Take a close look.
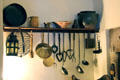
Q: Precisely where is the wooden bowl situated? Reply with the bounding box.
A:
[55,21,72,28]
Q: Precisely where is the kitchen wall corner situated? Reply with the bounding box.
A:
[0,0,3,80]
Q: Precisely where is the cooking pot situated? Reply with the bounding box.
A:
[77,11,99,30]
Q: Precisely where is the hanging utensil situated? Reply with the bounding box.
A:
[61,54,68,75]
[85,33,95,48]
[93,33,102,54]
[62,65,68,75]
[51,31,58,67]
[48,29,50,46]
[20,29,25,55]
[71,33,76,62]
[13,32,30,57]
[29,31,34,58]
[72,75,80,80]
[67,33,73,60]
[52,32,58,54]
[43,56,55,67]
[51,32,58,66]
[76,33,84,73]
[62,33,68,62]
[56,33,63,62]
[44,22,50,46]
[82,33,89,65]
[35,33,52,59]
[61,33,68,75]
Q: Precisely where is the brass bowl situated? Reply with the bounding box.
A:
[43,56,55,67]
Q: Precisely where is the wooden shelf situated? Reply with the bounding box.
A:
[3,26,98,33]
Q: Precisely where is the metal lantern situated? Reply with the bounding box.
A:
[6,32,19,56]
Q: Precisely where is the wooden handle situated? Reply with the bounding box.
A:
[30,31,34,58]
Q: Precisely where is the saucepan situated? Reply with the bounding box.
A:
[35,33,52,59]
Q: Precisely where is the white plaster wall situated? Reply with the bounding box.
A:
[3,32,95,80]
[3,0,94,27]
[93,30,109,80]
[93,0,120,79]
[109,51,118,80]
[104,0,120,29]
[2,0,96,80]
[91,0,109,80]
[101,0,120,80]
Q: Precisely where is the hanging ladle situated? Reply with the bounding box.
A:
[76,33,84,73]
[72,75,80,80]
[51,32,58,66]
[71,33,76,62]
[61,33,68,75]
[82,33,89,65]
[52,32,58,54]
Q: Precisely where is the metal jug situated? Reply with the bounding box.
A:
[28,16,39,27]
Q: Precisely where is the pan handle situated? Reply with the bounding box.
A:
[58,33,61,53]
[41,33,44,43]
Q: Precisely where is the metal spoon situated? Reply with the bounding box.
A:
[71,33,76,62]
[76,33,84,73]
[61,33,68,75]
[82,33,89,65]
[72,75,80,80]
